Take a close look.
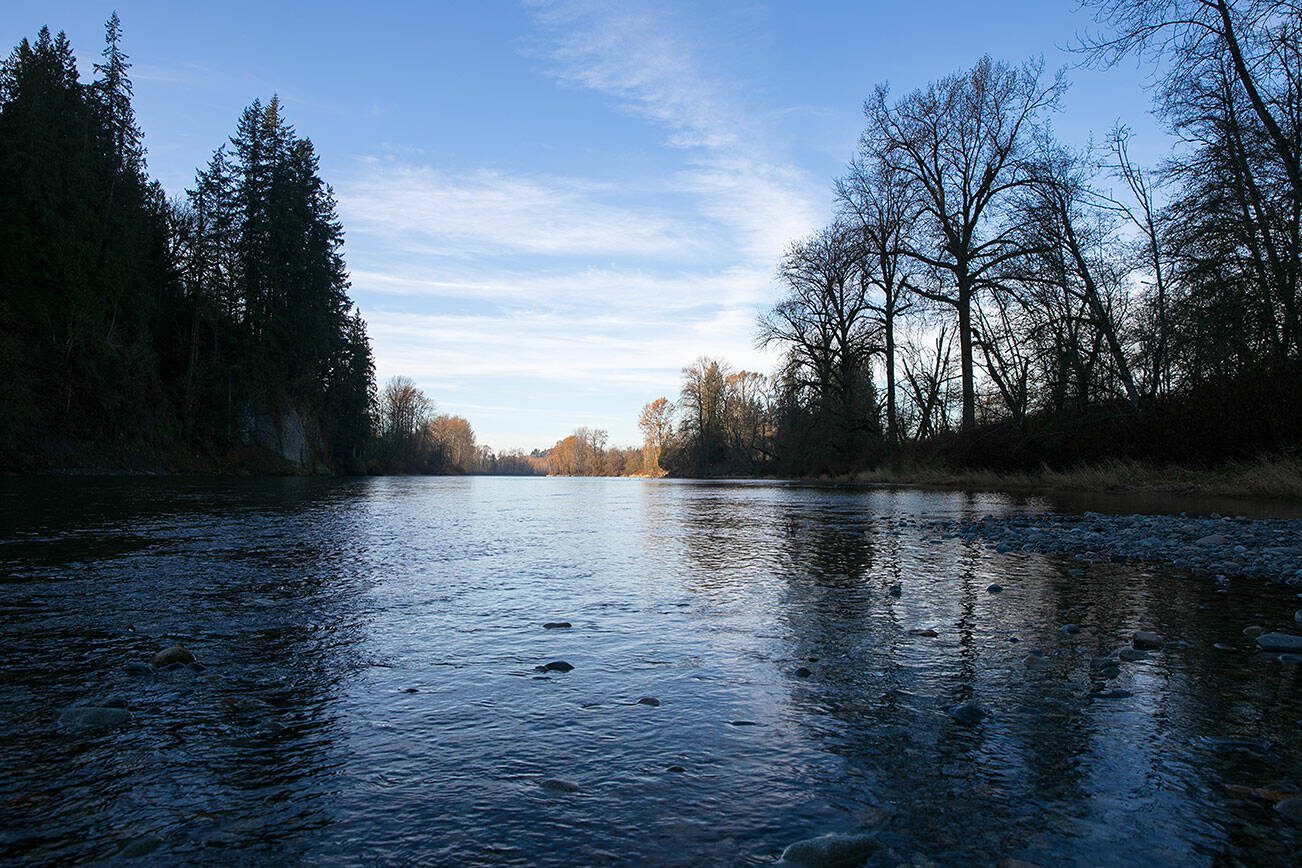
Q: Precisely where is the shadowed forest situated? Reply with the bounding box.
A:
[2,1,1300,482]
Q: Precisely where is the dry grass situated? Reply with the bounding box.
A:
[842,456,1302,501]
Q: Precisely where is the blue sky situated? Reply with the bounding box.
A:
[8,1,1167,450]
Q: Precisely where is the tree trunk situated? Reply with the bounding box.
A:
[957,287,976,432]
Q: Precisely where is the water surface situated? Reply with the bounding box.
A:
[1,477,1298,865]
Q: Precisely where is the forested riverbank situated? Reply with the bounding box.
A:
[629,0,1302,484]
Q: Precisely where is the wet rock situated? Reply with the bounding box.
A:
[1256,632,1302,652]
[1242,625,1263,638]
[1196,533,1230,547]
[947,701,986,726]
[636,696,660,706]
[666,765,686,773]
[987,584,1003,593]
[777,831,878,866]
[1295,610,1301,623]
[1117,648,1147,662]
[1132,630,1164,650]
[907,628,938,638]
[403,687,419,693]
[1278,653,1302,664]
[59,706,131,733]
[543,622,572,629]
[122,661,152,676]
[537,778,580,793]
[794,667,813,678]
[536,660,574,673]
[151,645,195,667]
[100,696,129,709]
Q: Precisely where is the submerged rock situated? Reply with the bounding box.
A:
[907,628,938,638]
[151,645,195,667]
[888,583,902,597]
[122,661,152,676]
[543,622,572,629]
[778,832,878,866]
[947,701,986,726]
[1276,796,1302,824]
[1060,624,1080,635]
[1132,631,1164,650]
[59,706,131,733]
[1256,632,1302,652]
[1117,648,1148,662]
[794,667,813,678]
[1242,625,1263,638]
[986,584,1003,593]
[537,778,580,793]
[636,696,660,706]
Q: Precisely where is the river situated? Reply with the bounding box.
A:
[1,476,1298,865]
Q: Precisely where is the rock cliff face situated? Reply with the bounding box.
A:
[241,403,321,469]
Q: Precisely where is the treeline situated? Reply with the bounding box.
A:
[533,427,648,477]
[0,18,374,472]
[373,376,538,475]
[639,0,1302,478]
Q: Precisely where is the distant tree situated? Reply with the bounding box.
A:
[637,396,674,476]
[428,414,476,473]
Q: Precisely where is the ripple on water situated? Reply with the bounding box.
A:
[0,476,1298,865]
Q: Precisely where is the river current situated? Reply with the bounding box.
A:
[0,477,1298,865]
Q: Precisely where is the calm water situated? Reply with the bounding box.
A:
[1,477,1299,865]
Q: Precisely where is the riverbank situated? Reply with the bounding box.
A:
[838,456,1302,502]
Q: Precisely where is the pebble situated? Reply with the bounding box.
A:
[777,832,878,866]
[543,622,572,629]
[151,645,195,667]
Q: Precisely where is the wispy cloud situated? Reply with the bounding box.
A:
[343,161,708,258]
[338,0,827,447]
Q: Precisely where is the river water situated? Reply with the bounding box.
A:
[1,477,1298,865]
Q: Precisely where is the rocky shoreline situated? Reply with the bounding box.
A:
[944,511,1302,589]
